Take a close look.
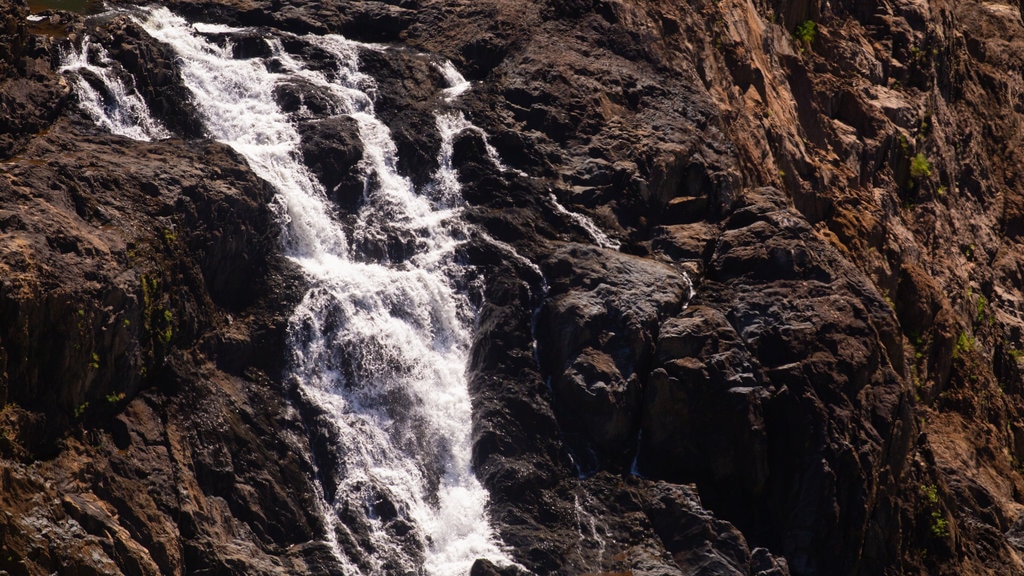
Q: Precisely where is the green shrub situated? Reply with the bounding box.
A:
[953,332,975,358]
[920,484,950,538]
[795,20,816,45]
[910,153,932,180]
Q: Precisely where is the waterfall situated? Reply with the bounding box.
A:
[59,36,171,141]
[65,7,514,574]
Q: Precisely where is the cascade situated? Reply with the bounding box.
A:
[59,36,171,141]
[63,7,513,574]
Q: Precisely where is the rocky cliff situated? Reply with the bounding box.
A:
[3,0,1024,574]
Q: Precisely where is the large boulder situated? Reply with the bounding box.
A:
[536,243,690,471]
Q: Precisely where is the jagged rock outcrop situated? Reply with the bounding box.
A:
[6,0,1024,574]
[403,0,1024,574]
[0,6,341,573]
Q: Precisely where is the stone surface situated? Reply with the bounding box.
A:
[5,0,1024,574]
[296,115,365,211]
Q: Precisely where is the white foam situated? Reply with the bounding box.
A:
[59,36,171,141]
[437,60,471,101]
[548,193,620,250]
[137,8,511,574]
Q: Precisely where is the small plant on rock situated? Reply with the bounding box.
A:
[953,331,975,358]
[930,511,949,538]
[975,293,991,324]
[920,484,950,539]
[795,20,816,47]
[910,153,932,180]
[105,392,126,404]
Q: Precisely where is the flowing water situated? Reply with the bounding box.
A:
[64,7,511,574]
[547,193,620,250]
[59,37,171,140]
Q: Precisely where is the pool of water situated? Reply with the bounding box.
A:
[27,0,104,15]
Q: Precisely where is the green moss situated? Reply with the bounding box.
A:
[930,512,949,538]
[140,275,175,354]
[159,309,174,345]
[921,484,939,504]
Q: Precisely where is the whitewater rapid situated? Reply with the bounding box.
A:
[63,7,512,574]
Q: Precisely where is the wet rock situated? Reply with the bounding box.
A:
[470,558,531,576]
[391,107,441,188]
[275,78,339,117]
[535,244,690,471]
[637,306,767,501]
[645,482,791,576]
[297,115,365,211]
[97,17,206,138]
[0,15,336,567]
[357,48,444,186]
[7,0,1024,574]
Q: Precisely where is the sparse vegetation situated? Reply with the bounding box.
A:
[882,289,895,310]
[921,484,950,539]
[954,332,975,358]
[976,293,989,324]
[910,153,932,180]
[930,511,950,538]
[142,275,174,349]
[910,331,926,362]
[795,20,817,46]
[159,309,174,345]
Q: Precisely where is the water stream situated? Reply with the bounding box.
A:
[63,7,511,574]
[59,37,171,140]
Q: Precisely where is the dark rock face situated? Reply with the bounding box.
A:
[0,115,335,573]
[0,3,339,572]
[96,16,205,138]
[536,243,690,472]
[0,5,68,157]
[357,47,444,187]
[6,0,1024,575]
[404,0,1024,575]
[296,115,365,211]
